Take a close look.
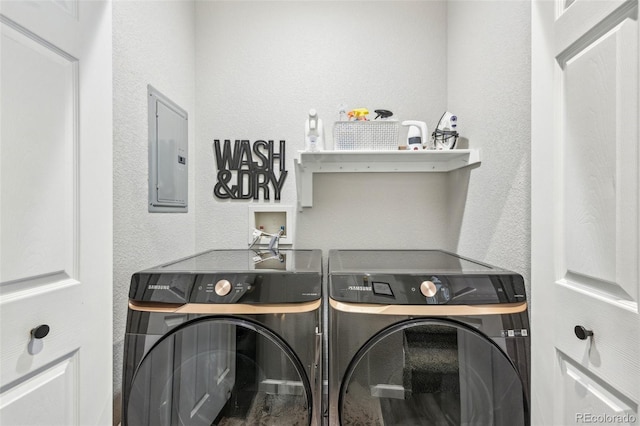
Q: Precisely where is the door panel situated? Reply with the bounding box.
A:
[555,283,639,401]
[555,0,633,57]
[557,353,637,425]
[0,281,81,386]
[532,0,640,423]
[561,13,638,301]
[556,0,639,406]
[0,21,76,284]
[0,353,78,425]
[0,1,112,424]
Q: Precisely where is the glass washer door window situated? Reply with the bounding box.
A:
[127,317,311,426]
[340,319,527,426]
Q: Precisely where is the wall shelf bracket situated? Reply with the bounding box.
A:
[294,149,481,210]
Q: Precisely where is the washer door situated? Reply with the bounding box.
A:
[339,319,527,426]
[126,316,312,426]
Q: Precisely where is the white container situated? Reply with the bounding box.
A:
[305,109,325,151]
[401,120,429,150]
[333,120,400,151]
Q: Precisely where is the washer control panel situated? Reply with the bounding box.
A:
[194,276,256,303]
[130,272,322,304]
[129,249,323,304]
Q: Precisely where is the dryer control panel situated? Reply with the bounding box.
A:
[328,250,526,305]
[329,273,526,305]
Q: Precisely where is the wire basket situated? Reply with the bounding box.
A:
[333,121,400,151]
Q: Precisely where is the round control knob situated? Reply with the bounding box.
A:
[31,324,50,340]
[215,279,232,296]
[420,281,438,298]
[574,325,594,340]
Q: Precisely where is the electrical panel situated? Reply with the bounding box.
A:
[148,85,188,213]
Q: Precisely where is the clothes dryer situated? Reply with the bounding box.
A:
[122,249,322,426]
[328,250,529,426]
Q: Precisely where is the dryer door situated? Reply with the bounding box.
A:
[339,319,527,426]
[125,316,312,426]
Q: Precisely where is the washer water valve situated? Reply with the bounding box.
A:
[249,226,285,263]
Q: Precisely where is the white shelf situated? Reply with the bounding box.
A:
[294,149,481,209]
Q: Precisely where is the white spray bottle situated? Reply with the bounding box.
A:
[305,109,324,152]
[401,120,429,150]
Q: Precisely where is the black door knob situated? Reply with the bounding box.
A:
[574,325,593,340]
[31,324,50,339]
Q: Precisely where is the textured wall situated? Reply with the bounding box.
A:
[194,1,453,254]
[447,0,531,292]
[193,0,530,269]
[112,1,196,423]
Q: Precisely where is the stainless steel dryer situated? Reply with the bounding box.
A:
[122,249,322,426]
[328,250,530,426]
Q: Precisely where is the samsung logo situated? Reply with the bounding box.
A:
[148,285,170,290]
[347,286,372,292]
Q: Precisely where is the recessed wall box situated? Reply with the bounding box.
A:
[148,85,188,213]
[248,205,294,246]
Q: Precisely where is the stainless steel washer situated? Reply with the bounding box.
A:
[328,250,530,425]
[122,249,322,426]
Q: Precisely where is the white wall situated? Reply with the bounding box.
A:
[193,0,530,276]
[447,1,531,293]
[112,1,196,423]
[194,1,453,253]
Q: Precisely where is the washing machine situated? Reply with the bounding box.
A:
[122,249,322,426]
[327,250,530,426]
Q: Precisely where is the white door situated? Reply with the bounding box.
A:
[0,1,112,425]
[532,0,640,425]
